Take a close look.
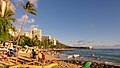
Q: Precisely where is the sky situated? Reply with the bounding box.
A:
[12,0,120,48]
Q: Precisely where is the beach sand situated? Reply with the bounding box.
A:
[45,54,81,68]
[45,54,60,61]
[0,50,120,68]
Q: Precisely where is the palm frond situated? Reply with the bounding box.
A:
[4,10,15,18]
[10,24,16,31]
[26,1,31,9]
[29,11,37,15]
[23,1,37,15]
[28,8,37,13]
[23,6,26,10]
[8,18,17,22]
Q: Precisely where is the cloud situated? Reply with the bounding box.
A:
[30,25,36,28]
[19,0,24,3]
[17,15,35,24]
[28,0,38,3]
[26,19,35,23]
[30,24,39,29]
[87,41,95,43]
[78,40,85,43]
[17,15,28,24]
[15,0,24,3]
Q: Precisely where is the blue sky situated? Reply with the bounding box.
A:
[12,0,120,48]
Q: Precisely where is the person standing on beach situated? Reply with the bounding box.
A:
[30,49,36,59]
[41,52,45,63]
[35,50,38,60]
[38,51,42,62]
[72,55,75,59]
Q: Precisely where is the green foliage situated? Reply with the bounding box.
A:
[4,10,17,23]
[40,39,53,48]
[0,8,16,43]
[0,17,12,43]
[23,1,37,15]
[32,35,40,47]
[16,35,40,47]
[17,35,32,47]
[13,35,67,49]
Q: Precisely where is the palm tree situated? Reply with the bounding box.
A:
[0,0,16,44]
[23,1,37,15]
[0,9,16,44]
[4,9,16,31]
[16,1,37,47]
[0,0,16,30]
[4,9,16,21]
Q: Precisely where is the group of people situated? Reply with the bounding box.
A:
[1,42,47,64]
[0,43,18,64]
[16,46,46,63]
[30,49,46,63]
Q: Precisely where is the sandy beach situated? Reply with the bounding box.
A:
[45,53,81,68]
[0,49,120,68]
[37,50,120,68]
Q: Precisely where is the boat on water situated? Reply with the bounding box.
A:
[67,54,79,58]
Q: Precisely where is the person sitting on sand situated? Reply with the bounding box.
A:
[12,48,17,57]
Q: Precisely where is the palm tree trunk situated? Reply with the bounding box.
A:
[16,14,27,49]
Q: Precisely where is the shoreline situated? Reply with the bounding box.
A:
[54,50,120,68]
[47,52,120,68]
[0,48,120,68]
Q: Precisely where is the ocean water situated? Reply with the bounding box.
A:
[60,49,120,63]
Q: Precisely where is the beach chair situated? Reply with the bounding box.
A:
[81,62,91,68]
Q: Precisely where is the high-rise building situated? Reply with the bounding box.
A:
[31,28,42,41]
[42,35,56,45]
[42,35,51,41]
[24,32,32,38]
[51,38,56,45]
